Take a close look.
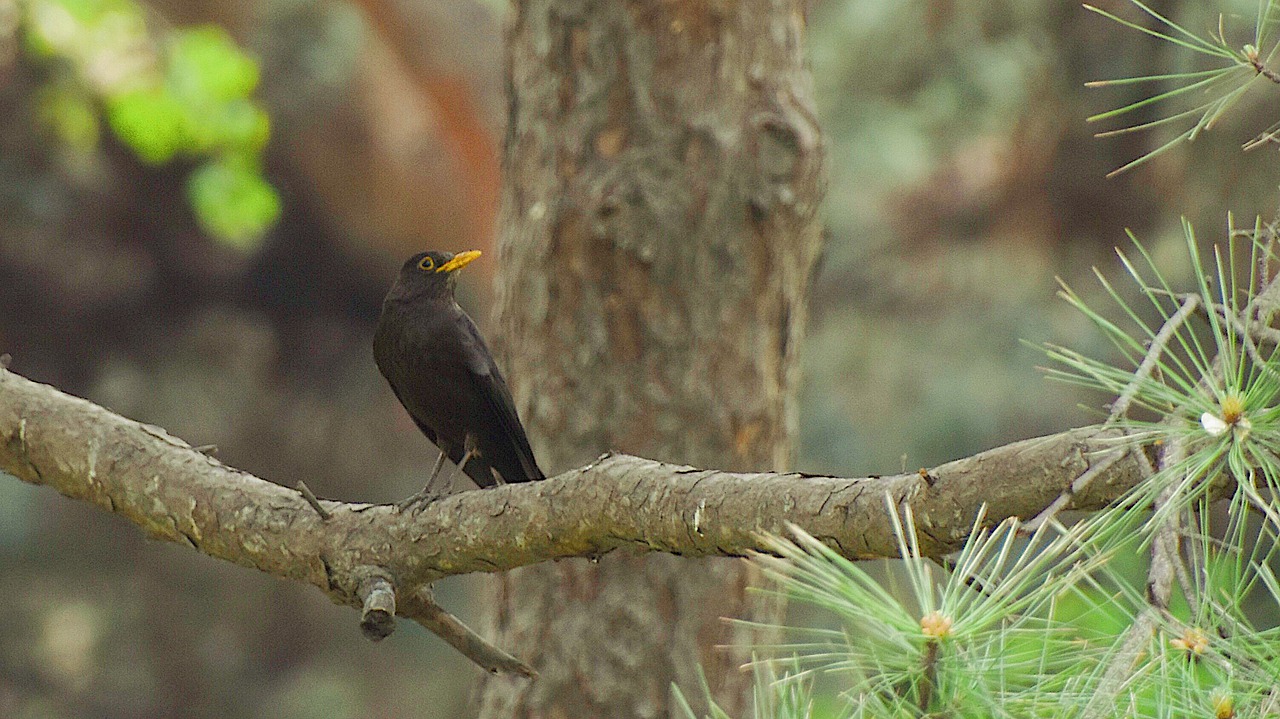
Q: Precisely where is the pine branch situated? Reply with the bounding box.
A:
[0,365,1148,672]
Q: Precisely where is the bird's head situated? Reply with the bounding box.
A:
[389,250,483,301]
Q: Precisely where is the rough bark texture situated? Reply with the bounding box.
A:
[484,0,826,715]
[0,366,1151,670]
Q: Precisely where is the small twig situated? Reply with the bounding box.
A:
[1249,55,1280,84]
[1194,298,1280,365]
[356,568,397,641]
[1252,247,1280,318]
[1110,295,1200,423]
[917,638,940,712]
[1145,290,1280,345]
[295,481,331,521]
[1022,297,1195,534]
[1249,315,1280,344]
[1083,429,1186,719]
[1146,432,1187,611]
[1233,318,1279,371]
[1156,281,1280,380]
[1261,222,1276,281]
[1172,535,1197,618]
[1240,475,1280,528]
[1224,305,1279,355]
[1083,610,1158,719]
[1025,294,1194,533]
[402,587,537,678]
[354,572,536,677]
[1147,500,1179,611]
[1022,448,1128,533]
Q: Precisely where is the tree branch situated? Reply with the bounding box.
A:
[401,587,536,678]
[0,366,1148,670]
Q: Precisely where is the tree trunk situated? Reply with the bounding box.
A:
[483,1,826,716]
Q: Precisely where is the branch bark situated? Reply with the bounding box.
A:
[0,366,1147,666]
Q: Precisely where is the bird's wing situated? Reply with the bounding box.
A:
[391,386,445,448]
[382,364,473,462]
[457,315,544,481]
[375,319,462,460]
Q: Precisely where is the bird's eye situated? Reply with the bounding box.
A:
[418,256,436,271]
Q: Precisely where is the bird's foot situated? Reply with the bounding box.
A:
[396,488,446,513]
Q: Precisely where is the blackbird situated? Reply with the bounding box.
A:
[374,250,544,508]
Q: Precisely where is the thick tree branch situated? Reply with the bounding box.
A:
[0,367,1147,668]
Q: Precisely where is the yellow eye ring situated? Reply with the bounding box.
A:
[418,256,436,271]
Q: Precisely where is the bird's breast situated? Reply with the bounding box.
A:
[375,303,480,426]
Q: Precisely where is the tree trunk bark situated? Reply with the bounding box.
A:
[482,1,826,716]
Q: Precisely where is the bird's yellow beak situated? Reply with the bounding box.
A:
[437,250,482,273]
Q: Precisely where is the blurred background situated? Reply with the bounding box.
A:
[1,0,1278,716]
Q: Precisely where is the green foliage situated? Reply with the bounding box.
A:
[694,0,1280,702]
[706,218,1280,717]
[1046,219,1280,537]
[105,86,188,163]
[1040,221,1280,715]
[673,663,815,719]
[21,0,279,248]
[102,26,269,165]
[676,509,1117,718]
[1088,0,1280,174]
[682,465,1280,717]
[187,157,281,250]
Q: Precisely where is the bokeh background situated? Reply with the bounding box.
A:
[2,0,1279,716]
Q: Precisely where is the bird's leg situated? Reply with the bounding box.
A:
[456,433,480,475]
[453,434,486,483]
[396,448,450,511]
[426,447,449,490]
[454,433,508,487]
[451,434,491,488]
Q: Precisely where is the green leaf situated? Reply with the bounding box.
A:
[105,86,188,164]
[23,1,282,244]
[55,0,126,23]
[167,26,260,104]
[208,99,272,153]
[186,158,281,249]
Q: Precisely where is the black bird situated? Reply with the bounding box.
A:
[374,250,544,508]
